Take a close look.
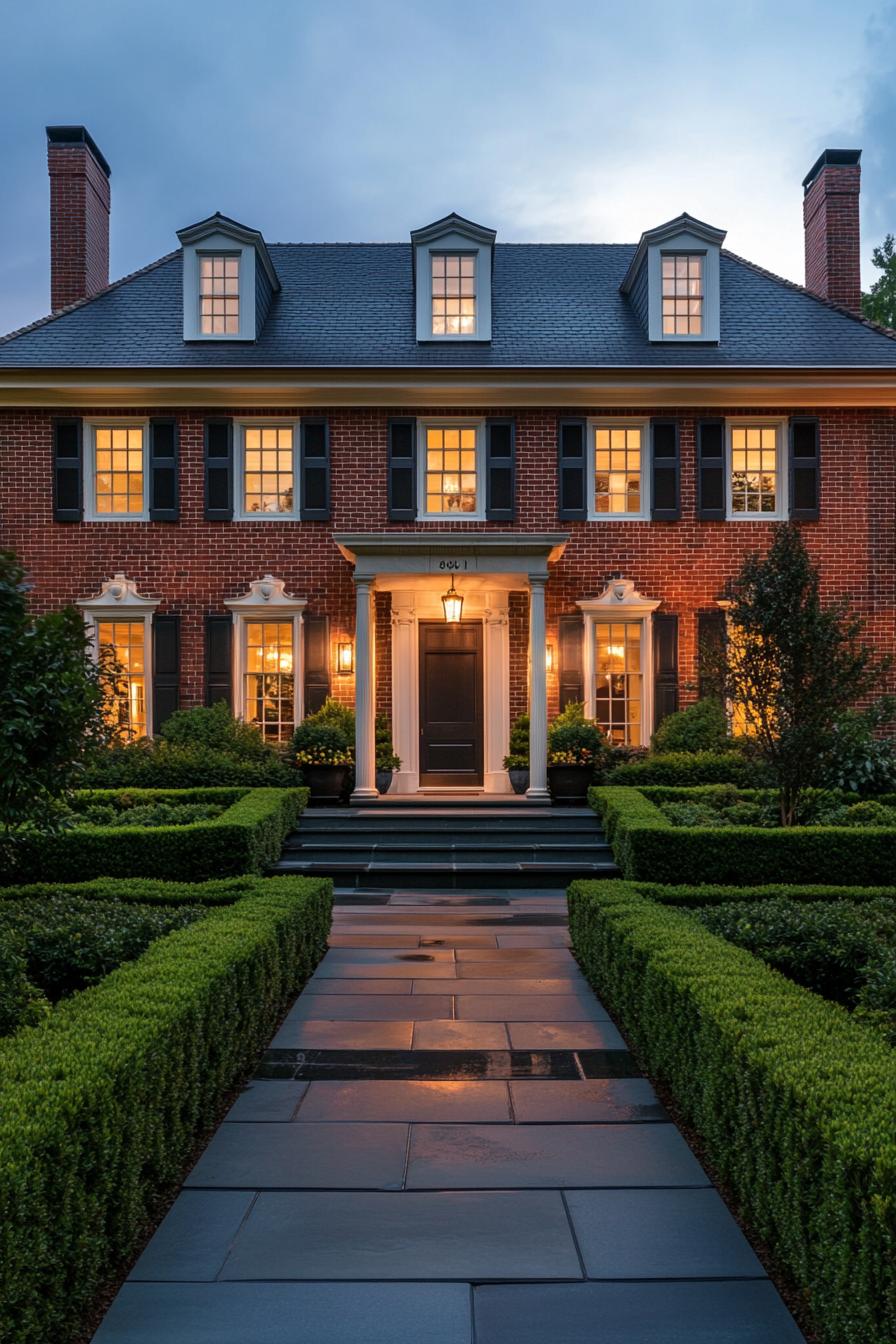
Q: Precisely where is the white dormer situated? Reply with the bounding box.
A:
[620,212,726,344]
[411,213,496,343]
[177,213,280,342]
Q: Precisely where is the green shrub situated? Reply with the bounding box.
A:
[822,707,896,797]
[547,701,608,768]
[0,934,49,1036]
[0,787,307,884]
[590,784,896,885]
[503,712,530,770]
[160,700,274,758]
[0,875,271,907]
[0,894,205,1005]
[0,875,331,1344]
[606,750,773,787]
[68,799,225,829]
[651,698,730,753]
[568,879,896,1344]
[375,713,400,771]
[80,737,296,788]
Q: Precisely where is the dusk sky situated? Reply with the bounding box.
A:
[1,0,894,334]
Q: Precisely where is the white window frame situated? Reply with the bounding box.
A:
[84,419,150,523]
[77,574,160,737]
[578,579,661,749]
[725,417,788,522]
[587,417,651,521]
[181,232,258,342]
[411,219,494,343]
[197,250,241,337]
[417,417,486,522]
[224,576,307,734]
[233,419,301,522]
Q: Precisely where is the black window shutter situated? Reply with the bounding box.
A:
[558,612,584,709]
[789,417,820,521]
[149,419,179,522]
[301,418,330,520]
[53,418,83,522]
[485,418,516,521]
[303,614,330,715]
[388,418,417,520]
[697,420,726,520]
[152,613,180,733]
[204,419,233,521]
[204,615,233,708]
[697,609,727,701]
[652,612,679,729]
[651,419,680,521]
[558,419,587,521]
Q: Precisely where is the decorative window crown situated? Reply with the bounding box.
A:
[76,572,159,611]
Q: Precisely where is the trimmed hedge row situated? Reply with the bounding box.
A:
[0,875,269,906]
[1,787,308,884]
[0,875,332,1344]
[606,750,774,788]
[590,785,896,885]
[568,879,896,1344]
[632,880,896,908]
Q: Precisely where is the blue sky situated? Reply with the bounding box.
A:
[0,0,894,333]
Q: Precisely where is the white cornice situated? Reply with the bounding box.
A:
[0,367,895,408]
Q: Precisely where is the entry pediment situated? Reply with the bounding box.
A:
[334,532,568,584]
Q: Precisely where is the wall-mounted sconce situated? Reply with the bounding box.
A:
[336,640,354,674]
[545,642,555,673]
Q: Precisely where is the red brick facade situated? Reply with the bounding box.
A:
[3,403,894,731]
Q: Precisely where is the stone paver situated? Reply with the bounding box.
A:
[93,884,805,1344]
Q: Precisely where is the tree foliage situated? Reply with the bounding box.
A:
[714,525,891,825]
[861,233,896,329]
[0,551,108,839]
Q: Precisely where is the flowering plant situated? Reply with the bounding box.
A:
[295,746,353,767]
[547,747,598,767]
[546,701,608,769]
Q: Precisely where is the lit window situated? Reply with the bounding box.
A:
[730,426,778,515]
[662,255,703,335]
[595,622,642,745]
[425,426,478,514]
[98,621,147,740]
[431,254,476,335]
[245,621,294,741]
[94,427,144,516]
[595,426,642,514]
[243,426,294,514]
[200,255,239,335]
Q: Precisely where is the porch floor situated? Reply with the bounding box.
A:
[92,889,805,1344]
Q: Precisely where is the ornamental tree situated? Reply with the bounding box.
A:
[715,525,891,825]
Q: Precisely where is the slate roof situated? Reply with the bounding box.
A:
[1,242,895,368]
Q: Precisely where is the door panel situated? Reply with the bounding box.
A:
[419,622,484,786]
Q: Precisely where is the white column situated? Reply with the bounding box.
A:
[390,594,418,793]
[484,599,511,793]
[527,575,550,801]
[351,577,378,802]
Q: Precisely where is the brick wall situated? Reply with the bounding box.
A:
[47,137,110,312]
[2,404,894,727]
[803,158,862,312]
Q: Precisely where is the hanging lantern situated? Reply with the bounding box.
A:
[441,578,463,624]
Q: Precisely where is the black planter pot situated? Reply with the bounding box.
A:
[507,767,529,796]
[547,764,593,804]
[303,764,350,804]
[376,769,394,795]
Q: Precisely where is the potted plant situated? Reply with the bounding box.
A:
[292,721,353,803]
[502,712,530,794]
[546,702,607,803]
[375,712,401,794]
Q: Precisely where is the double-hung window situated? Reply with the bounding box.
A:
[594,621,643,745]
[589,420,649,519]
[419,420,485,519]
[97,620,148,739]
[86,422,149,521]
[727,420,786,519]
[662,254,703,335]
[431,254,476,335]
[243,620,296,741]
[199,254,240,335]
[235,422,300,519]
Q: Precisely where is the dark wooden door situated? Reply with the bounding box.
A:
[419,621,484,787]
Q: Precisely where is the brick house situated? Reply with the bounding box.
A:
[1,127,894,800]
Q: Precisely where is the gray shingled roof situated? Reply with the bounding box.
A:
[1,242,895,367]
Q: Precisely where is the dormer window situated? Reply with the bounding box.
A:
[411,214,495,343]
[621,213,724,344]
[199,254,240,334]
[177,214,280,343]
[662,254,703,335]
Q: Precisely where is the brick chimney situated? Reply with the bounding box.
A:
[46,126,111,312]
[802,148,862,311]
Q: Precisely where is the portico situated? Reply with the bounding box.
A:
[334,534,568,802]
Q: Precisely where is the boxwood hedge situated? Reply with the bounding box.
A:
[0,874,331,1344]
[606,750,774,788]
[1,787,308,884]
[590,784,896,885]
[568,879,896,1344]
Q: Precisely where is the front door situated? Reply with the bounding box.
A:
[418,621,484,787]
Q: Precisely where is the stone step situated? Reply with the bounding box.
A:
[271,860,619,890]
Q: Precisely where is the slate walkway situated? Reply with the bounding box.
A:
[93,890,805,1343]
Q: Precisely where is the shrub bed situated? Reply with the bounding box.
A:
[1,787,308,884]
[590,785,896,885]
[605,750,773,787]
[0,874,331,1344]
[80,737,297,788]
[568,879,896,1344]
